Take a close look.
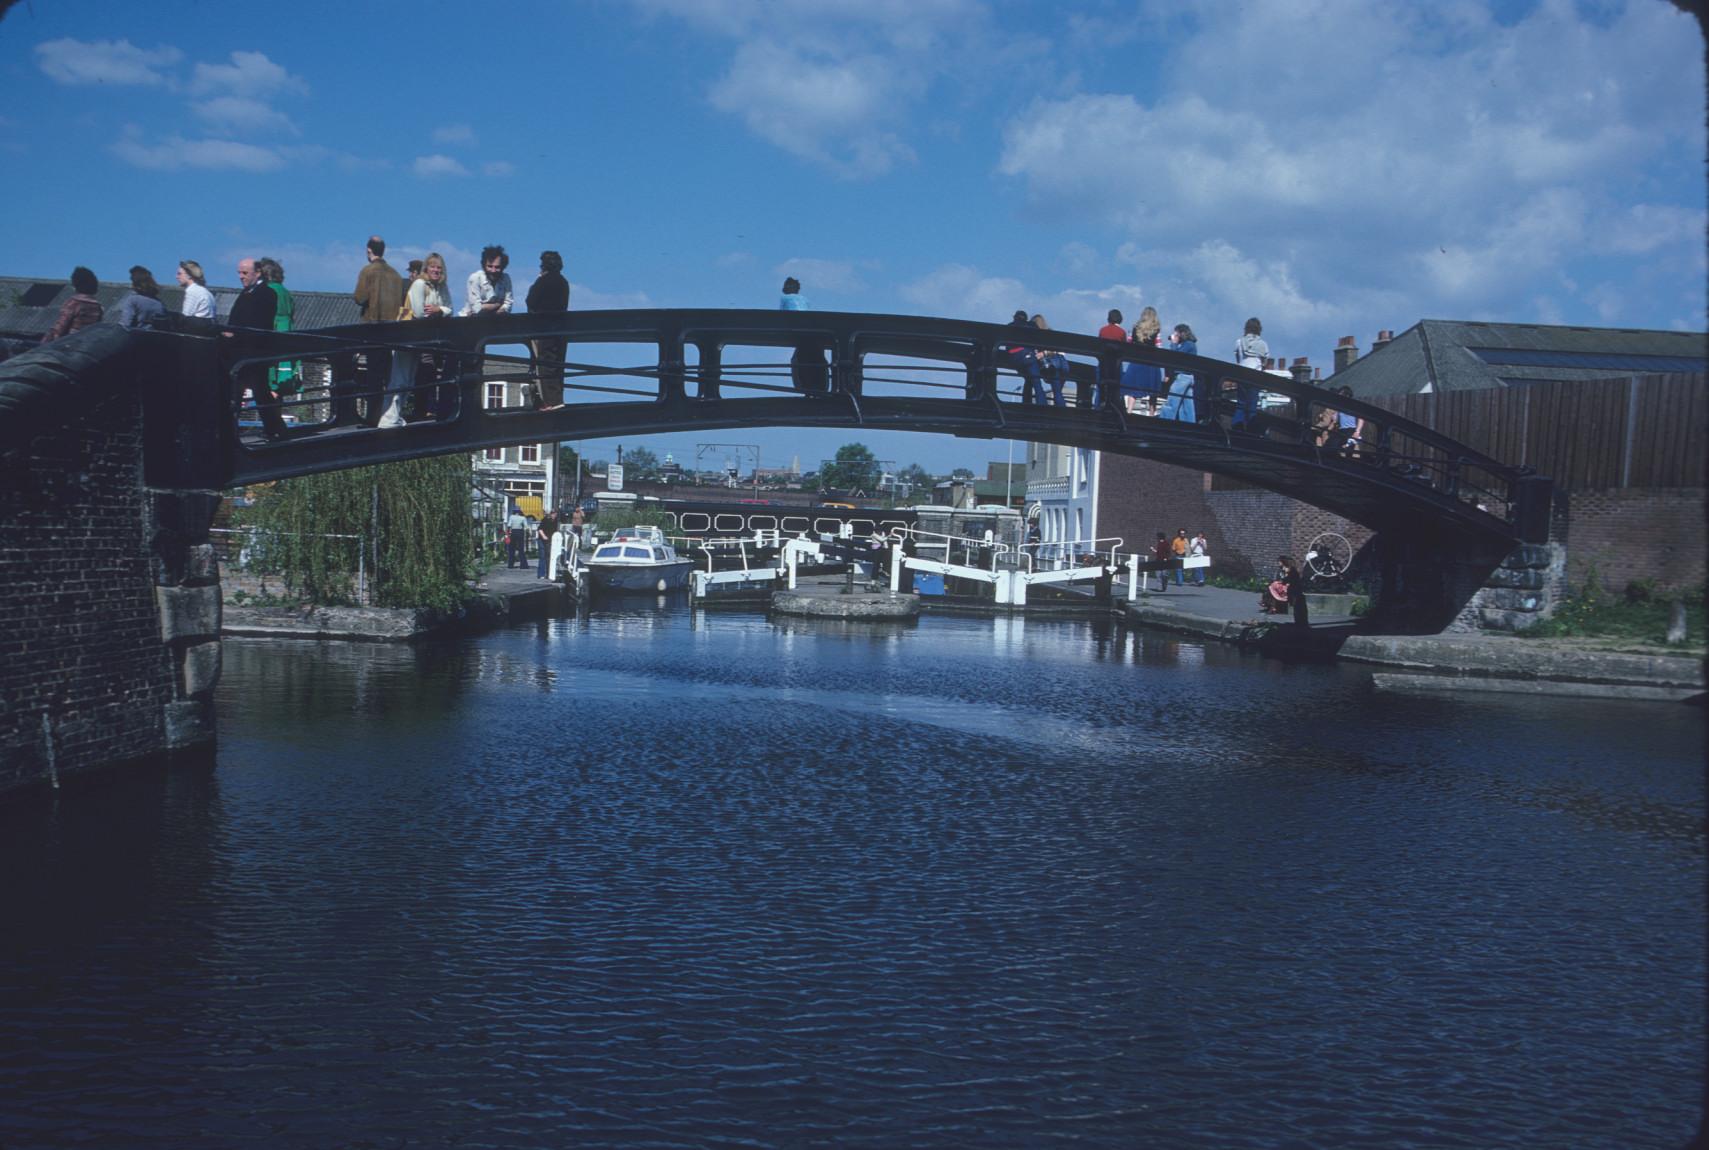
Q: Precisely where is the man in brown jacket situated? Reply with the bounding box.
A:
[348,235,406,426]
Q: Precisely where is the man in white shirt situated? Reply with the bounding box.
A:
[463,245,514,317]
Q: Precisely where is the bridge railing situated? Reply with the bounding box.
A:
[198,308,1545,541]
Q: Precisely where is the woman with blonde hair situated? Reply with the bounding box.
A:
[380,252,455,427]
[1121,306,1164,414]
[176,260,215,319]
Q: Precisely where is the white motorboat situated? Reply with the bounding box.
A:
[582,526,694,594]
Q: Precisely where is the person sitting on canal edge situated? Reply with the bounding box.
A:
[1260,559,1289,615]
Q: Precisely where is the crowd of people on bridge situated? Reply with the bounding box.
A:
[1004,306,1275,429]
[26,251,1367,456]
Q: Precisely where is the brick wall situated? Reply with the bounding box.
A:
[1096,455,1213,560]
[1097,456,1377,580]
[0,391,178,791]
[1561,487,1704,592]
[0,381,223,795]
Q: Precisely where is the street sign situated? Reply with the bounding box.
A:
[607,463,625,492]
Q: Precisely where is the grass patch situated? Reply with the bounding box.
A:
[1521,575,1704,649]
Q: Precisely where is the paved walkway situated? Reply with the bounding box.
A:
[1117,580,1700,700]
[1118,581,1353,628]
[474,561,557,593]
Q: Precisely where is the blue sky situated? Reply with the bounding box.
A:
[2,0,1703,474]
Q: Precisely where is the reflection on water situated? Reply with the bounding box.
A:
[0,607,1701,1149]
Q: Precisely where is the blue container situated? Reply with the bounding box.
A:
[913,572,945,596]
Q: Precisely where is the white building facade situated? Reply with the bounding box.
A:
[1024,440,1100,567]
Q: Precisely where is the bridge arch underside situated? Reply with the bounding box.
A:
[174,309,1546,552]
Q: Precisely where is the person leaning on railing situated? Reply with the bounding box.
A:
[1316,385,1366,455]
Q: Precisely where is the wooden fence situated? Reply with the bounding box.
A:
[1363,373,1704,492]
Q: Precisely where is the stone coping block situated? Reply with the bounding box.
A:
[182,640,222,696]
[157,585,222,643]
[1372,672,1699,702]
[772,589,920,619]
[223,605,435,641]
[1341,634,1704,690]
[164,699,215,747]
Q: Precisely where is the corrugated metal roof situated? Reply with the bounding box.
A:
[0,274,361,338]
[1333,319,1708,396]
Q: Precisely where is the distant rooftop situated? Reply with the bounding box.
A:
[0,274,361,340]
[1332,319,1708,396]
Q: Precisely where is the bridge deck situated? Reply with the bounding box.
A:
[9,310,1550,547]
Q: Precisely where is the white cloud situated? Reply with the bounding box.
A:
[193,95,298,136]
[413,154,470,178]
[636,0,989,178]
[482,160,516,178]
[433,123,478,145]
[35,38,182,87]
[190,50,308,98]
[774,258,869,295]
[213,239,359,292]
[710,42,914,177]
[1600,203,1708,256]
[898,264,1151,335]
[112,130,286,172]
[1582,282,1626,324]
[994,0,1703,351]
[1057,241,1099,277]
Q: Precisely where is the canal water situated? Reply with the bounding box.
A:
[1,607,1701,1148]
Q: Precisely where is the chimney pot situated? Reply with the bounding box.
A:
[1336,335,1356,347]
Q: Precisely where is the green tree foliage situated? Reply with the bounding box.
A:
[896,462,934,492]
[821,442,879,493]
[237,455,474,612]
[622,446,660,476]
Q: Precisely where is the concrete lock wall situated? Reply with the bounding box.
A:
[0,386,219,794]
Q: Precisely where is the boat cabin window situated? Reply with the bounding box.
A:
[624,546,650,559]
[652,548,667,561]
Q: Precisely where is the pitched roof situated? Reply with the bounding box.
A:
[0,274,361,339]
[1330,319,1708,396]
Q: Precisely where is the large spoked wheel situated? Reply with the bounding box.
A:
[1305,531,1353,582]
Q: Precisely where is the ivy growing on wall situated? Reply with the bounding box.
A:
[236,455,474,612]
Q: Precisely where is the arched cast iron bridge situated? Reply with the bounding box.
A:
[122,309,1551,546]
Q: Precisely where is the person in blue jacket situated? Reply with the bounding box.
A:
[1159,323,1199,422]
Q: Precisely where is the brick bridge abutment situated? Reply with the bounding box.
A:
[1,327,222,795]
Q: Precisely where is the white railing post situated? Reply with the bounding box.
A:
[889,544,901,591]
[1127,553,1139,601]
[788,545,798,590]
